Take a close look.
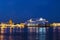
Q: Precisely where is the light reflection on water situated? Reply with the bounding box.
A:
[0,27,60,40]
[39,27,46,40]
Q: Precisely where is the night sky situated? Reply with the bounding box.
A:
[0,0,60,23]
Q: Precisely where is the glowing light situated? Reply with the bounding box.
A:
[39,18,43,21]
[39,27,46,33]
[51,23,60,27]
[19,23,25,28]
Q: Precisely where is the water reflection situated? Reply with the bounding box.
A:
[47,27,53,40]
[0,27,60,40]
[39,27,46,40]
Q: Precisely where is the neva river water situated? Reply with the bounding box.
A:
[0,27,60,40]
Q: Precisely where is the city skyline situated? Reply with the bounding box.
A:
[0,0,60,40]
[0,17,60,23]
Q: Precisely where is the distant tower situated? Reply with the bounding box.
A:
[8,19,13,25]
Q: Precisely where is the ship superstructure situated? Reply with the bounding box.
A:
[25,18,48,27]
[0,18,60,34]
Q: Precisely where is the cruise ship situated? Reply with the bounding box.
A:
[0,18,60,35]
[0,18,49,34]
[25,18,49,27]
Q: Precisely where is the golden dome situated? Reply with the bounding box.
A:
[9,19,13,24]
